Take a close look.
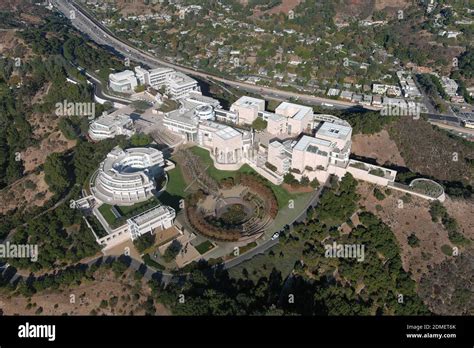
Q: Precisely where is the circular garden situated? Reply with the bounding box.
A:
[185,173,278,242]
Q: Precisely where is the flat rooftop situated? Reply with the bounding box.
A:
[275,102,312,120]
[165,107,199,126]
[93,112,131,127]
[269,113,285,122]
[129,205,173,226]
[233,96,265,110]
[185,91,220,106]
[316,122,351,140]
[269,141,283,148]
[200,121,241,140]
[216,127,240,140]
[293,135,332,152]
[168,72,198,88]
[110,70,135,81]
[149,67,174,75]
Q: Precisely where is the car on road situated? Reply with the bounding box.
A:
[271,232,279,240]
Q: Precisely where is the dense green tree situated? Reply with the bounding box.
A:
[44,153,69,194]
[133,233,156,254]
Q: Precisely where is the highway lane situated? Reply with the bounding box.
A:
[52,0,376,112]
[426,113,461,125]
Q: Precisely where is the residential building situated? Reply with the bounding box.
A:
[340,90,353,100]
[440,76,459,97]
[372,95,383,106]
[351,94,363,103]
[372,84,387,94]
[327,88,340,97]
[397,71,422,98]
[361,94,373,106]
[386,85,402,97]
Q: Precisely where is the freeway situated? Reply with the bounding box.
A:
[51,0,376,112]
[425,113,461,126]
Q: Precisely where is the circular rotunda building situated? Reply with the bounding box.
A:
[91,146,165,206]
[194,104,215,121]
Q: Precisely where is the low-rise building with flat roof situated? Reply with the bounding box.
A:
[135,66,173,87]
[109,70,138,93]
[267,119,352,183]
[266,102,313,135]
[114,66,200,99]
[230,96,265,125]
[197,121,252,165]
[88,111,134,141]
[167,72,200,99]
[127,205,176,240]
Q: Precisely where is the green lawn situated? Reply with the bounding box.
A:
[189,146,301,208]
[195,240,215,255]
[117,196,161,216]
[97,204,118,226]
[165,166,187,198]
[158,164,188,211]
[269,192,312,233]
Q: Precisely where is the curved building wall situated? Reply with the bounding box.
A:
[92,147,165,206]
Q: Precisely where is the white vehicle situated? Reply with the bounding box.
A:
[271,232,279,240]
[322,102,333,107]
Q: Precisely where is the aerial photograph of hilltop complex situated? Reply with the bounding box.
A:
[0,0,473,346]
